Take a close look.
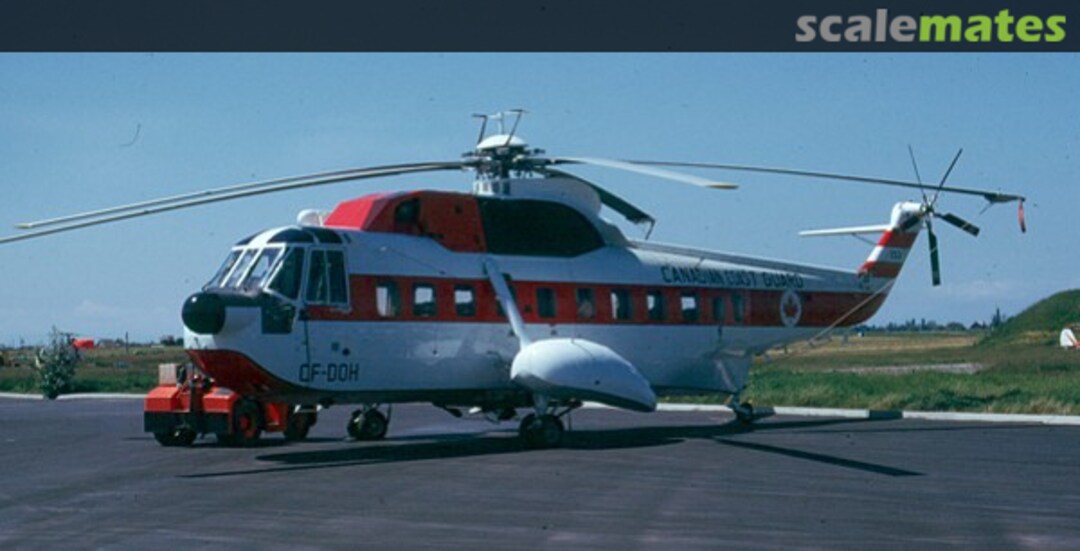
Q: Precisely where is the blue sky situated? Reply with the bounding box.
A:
[0,54,1076,344]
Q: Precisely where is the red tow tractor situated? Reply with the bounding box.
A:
[144,363,317,446]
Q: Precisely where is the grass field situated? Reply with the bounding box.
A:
[0,346,186,395]
[727,331,1080,414]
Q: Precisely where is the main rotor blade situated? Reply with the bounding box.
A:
[0,162,465,245]
[938,211,981,237]
[17,161,465,230]
[624,160,1024,204]
[547,156,738,190]
[539,167,655,225]
[927,220,941,287]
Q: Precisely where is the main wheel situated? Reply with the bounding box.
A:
[347,409,388,441]
[519,413,564,449]
[734,402,756,425]
[232,399,263,447]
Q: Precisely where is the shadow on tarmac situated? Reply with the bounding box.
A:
[180,416,924,479]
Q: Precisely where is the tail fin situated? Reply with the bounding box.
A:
[858,201,923,280]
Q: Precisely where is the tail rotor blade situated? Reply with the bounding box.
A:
[927,220,942,286]
[907,144,929,205]
[931,148,963,207]
[939,212,981,237]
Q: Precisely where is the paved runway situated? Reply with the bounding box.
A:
[2,397,1079,549]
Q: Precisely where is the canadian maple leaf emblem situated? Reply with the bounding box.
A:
[782,294,800,319]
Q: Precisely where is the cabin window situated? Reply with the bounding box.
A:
[646,290,665,321]
[375,281,400,317]
[732,292,745,325]
[537,288,557,319]
[413,284,437,317]
[611,289,632,321]
[305,249,349,305]
[712,295,726,324]
[681,292,699,322]
[576,288,596,319]
[268,248,305,300]
[479,198,604,257]
[454,285,476,317]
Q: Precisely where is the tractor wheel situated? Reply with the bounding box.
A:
[232,399,263,447]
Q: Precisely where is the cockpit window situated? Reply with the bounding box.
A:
[241,248,283,291]
[207,250,241,288]
[305,250,328,302]
[268,248,305,299]
[222,249,258,288]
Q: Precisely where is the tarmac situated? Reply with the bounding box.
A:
[1,396,1079,549]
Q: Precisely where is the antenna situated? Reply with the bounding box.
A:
[505,108,527,145]
[472,113,489,145]
[491,111,506,134]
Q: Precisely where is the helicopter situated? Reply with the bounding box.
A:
[1,110,1025,448]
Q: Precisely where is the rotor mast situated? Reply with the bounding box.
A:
[466,109,545,188]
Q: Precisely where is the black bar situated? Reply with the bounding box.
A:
[0,0,1075,52]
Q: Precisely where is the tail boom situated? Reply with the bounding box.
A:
[858,202,922,281]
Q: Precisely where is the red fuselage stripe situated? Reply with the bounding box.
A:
[305,275,886,328]
[877,230,917,248]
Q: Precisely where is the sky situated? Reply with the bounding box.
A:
[0,53,1076,344]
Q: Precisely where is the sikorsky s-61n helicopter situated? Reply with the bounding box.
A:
[2,110,1025,448]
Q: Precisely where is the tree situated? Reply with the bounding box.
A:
[33,327,80,400]
[990,307,1005,329]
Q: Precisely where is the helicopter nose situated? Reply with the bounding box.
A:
[182,292,227,335]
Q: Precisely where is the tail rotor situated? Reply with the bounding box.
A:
[904,147,982,286]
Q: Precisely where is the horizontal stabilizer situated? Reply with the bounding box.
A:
[799,224,892,238]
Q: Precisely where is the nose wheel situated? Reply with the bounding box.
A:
[154,426,197,447]
[347,406,389,441]
[285,406,318,441]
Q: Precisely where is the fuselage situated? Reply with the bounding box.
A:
[183,179,896,408]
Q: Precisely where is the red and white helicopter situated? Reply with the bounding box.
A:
[2,110,1025,448]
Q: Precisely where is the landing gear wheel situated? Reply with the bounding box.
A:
[154,426,196,447]
[232,399,263,447]
[734,401,756,425]
[285,409,317,442]
[348,409,388,441]
[519,413,565,449]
